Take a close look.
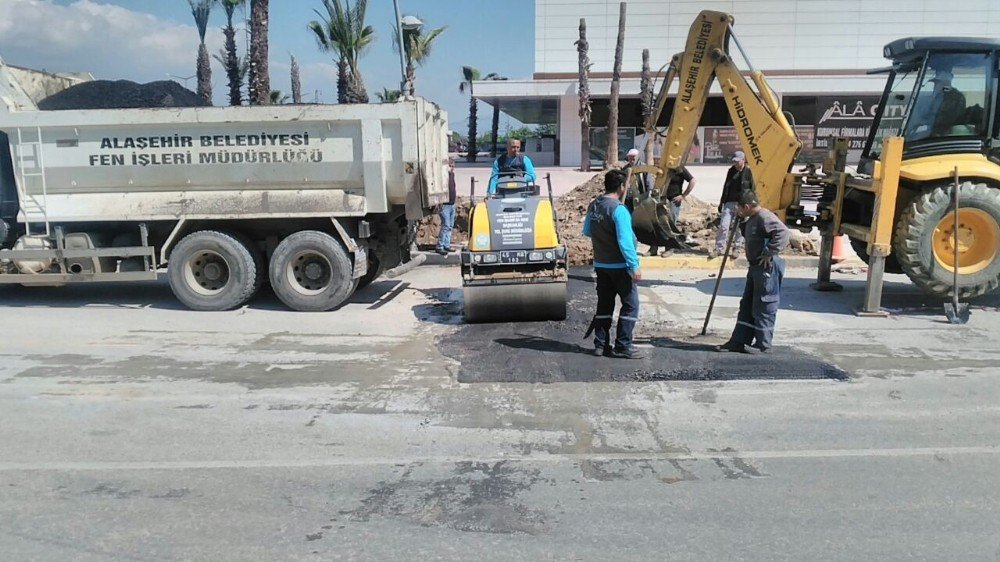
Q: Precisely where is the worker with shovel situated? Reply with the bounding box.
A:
[716,190,790,354]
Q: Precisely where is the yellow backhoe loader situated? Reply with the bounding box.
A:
[635,10,1000,310]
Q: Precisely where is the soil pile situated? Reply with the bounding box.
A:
[415,172,820,260]
[554,173,605,265]
[673,195,719,252]
[38,80,207,110]
[416,198,471,248]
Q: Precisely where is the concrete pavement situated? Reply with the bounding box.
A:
[1,263,999,560]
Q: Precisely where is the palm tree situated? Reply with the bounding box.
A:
[575,18,592,172]
[376,88,402,103]
[270,90,290,104]
[459,66,481,163]
[607,2,627,168]
[213,49,249,99]
[248,0,269,105]
[218,0,244,106]
[308,0,375,104]
[187,0,213,105]
[640,49,654,165]
[290,55,302,103]
[481,73,506,158]
[394,20,446,96]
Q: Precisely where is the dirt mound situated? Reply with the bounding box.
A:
[38,80,208,110]
[415,173,819,261]
[554,173,605,265]
[674,195,720,252]
[416,199,471,248]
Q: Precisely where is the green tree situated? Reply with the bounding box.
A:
[248,0,270,105]
[376,88,402,103]
[212,48,248,100]
[270,90,290,104]
[459,66,481,163]
[187,0,213,105]
[309,0,374,104]
[394,20,446,97]
[218,0,244,106]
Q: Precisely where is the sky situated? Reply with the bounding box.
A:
[0,0,535,133]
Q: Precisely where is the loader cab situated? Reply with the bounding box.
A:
[861,37,1000,173]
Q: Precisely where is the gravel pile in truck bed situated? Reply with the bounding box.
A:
[38,80,208,110]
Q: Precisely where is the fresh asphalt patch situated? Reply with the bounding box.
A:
[437,274,848,383]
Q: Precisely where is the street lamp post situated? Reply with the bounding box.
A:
[391,0,407,96]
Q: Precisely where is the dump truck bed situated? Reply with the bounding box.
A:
[0,100,449,224]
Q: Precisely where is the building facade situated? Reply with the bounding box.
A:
[476,0,1000,166]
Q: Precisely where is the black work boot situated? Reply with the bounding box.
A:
[715,341,749,353]
[609,347,646,359]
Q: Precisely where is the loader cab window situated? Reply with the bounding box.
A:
[866,67,919,159]
[903,53,991,141]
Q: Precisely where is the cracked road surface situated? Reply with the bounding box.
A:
[1,264,999,560]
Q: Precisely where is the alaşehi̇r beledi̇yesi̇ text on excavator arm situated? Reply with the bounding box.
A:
[638,10,802,221]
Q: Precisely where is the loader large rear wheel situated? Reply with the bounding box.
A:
[168,230,258,311]
[269,231,355,312]
[894,182,1000,299]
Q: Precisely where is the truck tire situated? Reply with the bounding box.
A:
[848,237,902,274]
[894,182,1000,299]
[167,230,258,311]
[227,230,267,293]
[355,254,382,291]
[269,231,355,311]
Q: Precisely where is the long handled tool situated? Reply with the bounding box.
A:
[944,167,970,324]
[701,219,740,335]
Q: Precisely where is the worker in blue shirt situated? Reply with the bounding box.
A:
[583,169,644,359]
[488,138,537,195]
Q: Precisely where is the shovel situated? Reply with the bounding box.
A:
[701,219,740,335]
[944,167,970,324]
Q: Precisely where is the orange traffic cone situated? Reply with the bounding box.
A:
[831,234,849,264]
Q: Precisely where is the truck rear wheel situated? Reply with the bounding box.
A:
[894,182,1000,299]
[168,230,259,311]
[227,230,266,293]
[269,231,355,311]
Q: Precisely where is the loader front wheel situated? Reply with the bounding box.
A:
[269,231,355,311]
[894,182,1000,299]
[168,230,258,311]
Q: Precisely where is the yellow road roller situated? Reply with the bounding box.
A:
[461,173,568,323]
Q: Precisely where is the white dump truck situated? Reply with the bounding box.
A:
[0,58,449,311]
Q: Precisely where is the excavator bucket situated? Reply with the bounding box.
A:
[628,189,690,250]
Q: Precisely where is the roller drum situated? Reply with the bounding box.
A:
[463,281,567,323]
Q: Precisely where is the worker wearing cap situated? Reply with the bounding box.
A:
[712,150,755,259]
[909,69,967,139]
[583,169,643,359]
[717,190,790,354]
[488,138,536,195]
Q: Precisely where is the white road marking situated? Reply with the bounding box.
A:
[0,446,995,472]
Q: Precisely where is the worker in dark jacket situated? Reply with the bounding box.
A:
[583,169,644,359]
[435,158,458,255]
[488,138,537,194]
[717,190,791,354]
[712,151,755,258]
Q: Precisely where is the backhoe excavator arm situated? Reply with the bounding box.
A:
[644,11,801,217]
